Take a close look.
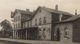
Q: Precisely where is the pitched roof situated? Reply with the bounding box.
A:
[41,7,73,16]
[11,9,32,18]
[54,15,80,24]
[16,9,32,15]
[31,6,73,20]
[61,15,80,22]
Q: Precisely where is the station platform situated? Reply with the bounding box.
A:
[0,38,79,44]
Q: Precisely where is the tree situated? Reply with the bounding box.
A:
[0,19,13,38]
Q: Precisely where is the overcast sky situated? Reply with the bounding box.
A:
[0,0,80,22]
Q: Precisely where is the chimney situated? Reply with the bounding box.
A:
[26,9,30,12]
[75,10,77,15]
[11,12,13,15]
[11,11,14,18]
[55,4,58,11]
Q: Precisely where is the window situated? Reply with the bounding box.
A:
[64,27,70,39]
[17,23,19,28]
[15,24,16,28]
[28,22,29,27]
[39,29,41,31]
[16,16,17,21]
[43,28,46,31]
[17,24,18,28]
[23,23,25,28]
[54,28,60,41]
[39,28,41,31]
[47,28,50,33]
[14,24,15,29]
[26,22,28,27]
[18,16,20,21]
[39,18,41,25]
[30,21,32,27]
[35,19,37,26]
[16,24,18,28]
[42,28,46,39]
[43,17,46,24]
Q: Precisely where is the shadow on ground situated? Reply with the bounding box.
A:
[0,40,31,44]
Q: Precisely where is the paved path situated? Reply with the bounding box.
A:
[0,38,79,44]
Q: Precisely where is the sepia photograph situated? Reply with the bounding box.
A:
[0,0,80,44]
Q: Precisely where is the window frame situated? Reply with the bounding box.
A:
[39,18,41,25]
[43,17,46,24]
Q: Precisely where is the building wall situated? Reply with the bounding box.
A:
[38,24,51,40]
[31,9,52,40]
[12,10,32,39]
[73,19,80,42]
[54,23,73,42]
[12,11,22,39]
[51,13,72,41]
[13,12,21,30]
[23,21,32,28]
[32,9,52,27]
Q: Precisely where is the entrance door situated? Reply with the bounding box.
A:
[57,28,60,41]
[54,28,60,41]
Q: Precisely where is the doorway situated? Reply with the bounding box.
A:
[54,28,60,41]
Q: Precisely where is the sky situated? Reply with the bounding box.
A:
[0,0,80,22]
